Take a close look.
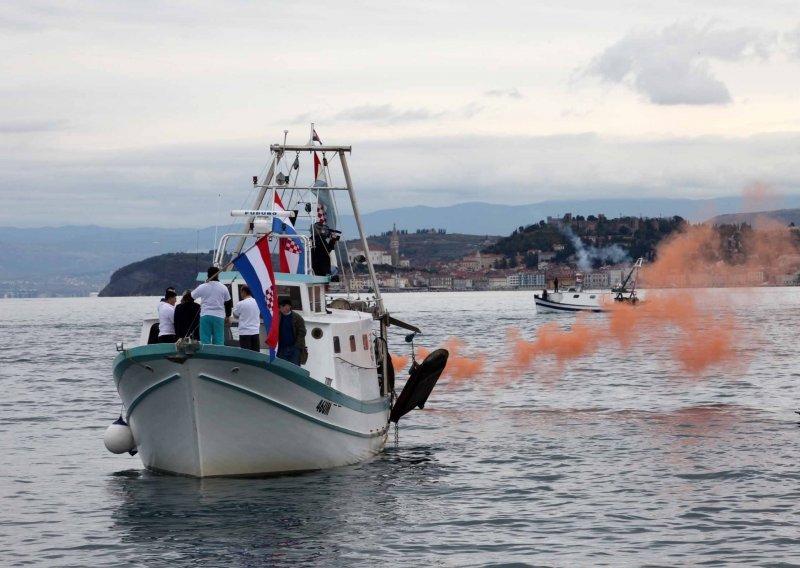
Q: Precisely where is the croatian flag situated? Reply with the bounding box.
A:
[312,128,322,144]
[232,237,279,357]
[272,194,305,274]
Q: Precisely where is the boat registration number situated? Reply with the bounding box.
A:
[316,399,332,416]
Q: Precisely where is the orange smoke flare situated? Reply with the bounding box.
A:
[390,354,409,372]
[672,315,738,374]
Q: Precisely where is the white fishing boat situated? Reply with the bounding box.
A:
[534,258,644,313]
[105,128,448,477]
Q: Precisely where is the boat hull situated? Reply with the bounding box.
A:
[534,291,642,313]
[113,344,390,477]
[534,292,609,313]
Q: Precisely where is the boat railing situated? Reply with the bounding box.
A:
[214,232,312,274]
[251,184,350,192]
[270,144,352,153]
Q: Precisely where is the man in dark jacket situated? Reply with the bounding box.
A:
[311,222,339,278]
[174,290,201,340]
[277,298,306,365]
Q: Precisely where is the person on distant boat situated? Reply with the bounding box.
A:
[554,277,559,293]
[277,297,306,365]
[157,290,177,343]
[311,222,340,279]
[234,285,261,352]
[174,289,200,340]
[191,267,232,345]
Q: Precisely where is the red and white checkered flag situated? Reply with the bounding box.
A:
[285,239,302,255]
[316,204,327,225]
[264,285,275,311]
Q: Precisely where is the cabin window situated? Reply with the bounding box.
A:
[308,286,323,313]
[333,337,341,354]
[589,295,596,299]
[362,334,369,350]
[573,294,580,298]
[349,335,357,352]
[277,285,304,312]
[311,328,323,340]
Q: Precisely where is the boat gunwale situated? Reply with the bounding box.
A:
[113,344,391,414]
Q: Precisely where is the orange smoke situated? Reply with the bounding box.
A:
[440,337,486,382]
[508,315,606,372]
[640,224,720,288]
[742,181,780,215]
[606,302,642,348]
[509,289,744,376]
[672,316,737,374]
[390,354,409,373]
[403,337,485,384]
[642,185,800,289]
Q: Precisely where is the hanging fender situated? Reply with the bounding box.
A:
[390,349,449,423]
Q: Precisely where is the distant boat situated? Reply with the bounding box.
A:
[106,128,449,477]
[534,258,643,313]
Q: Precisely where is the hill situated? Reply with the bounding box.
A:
[7,196,800,295]
[337,195,800,236]
[97,233,498,296]
[485,215,687,269]
[356,232,500,265]
[99,252,213,297]
[710,208,800,228]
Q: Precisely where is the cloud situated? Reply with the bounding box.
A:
[0,119,68,133]
[460,101,484,118]
[317,102,484,124]
[584,22,776,105]
[2,131,800,228]
[785,25,800,59]
[484,88,523,99]
[331,104,444,124]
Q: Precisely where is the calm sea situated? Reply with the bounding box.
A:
[1,290,799,567]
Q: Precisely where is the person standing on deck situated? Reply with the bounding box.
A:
[311,222,339,278]
[191,267,232,345]
[174,290,201,340]
[233,285,261,352]
[277,298,306,365]
[157,290,177,343]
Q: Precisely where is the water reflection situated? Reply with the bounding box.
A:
[107,445,445,567]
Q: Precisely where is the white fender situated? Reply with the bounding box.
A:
[104,417,135,454]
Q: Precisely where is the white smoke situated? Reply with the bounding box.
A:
[560,225,630,271]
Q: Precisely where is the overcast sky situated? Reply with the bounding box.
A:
[1,0,799,228]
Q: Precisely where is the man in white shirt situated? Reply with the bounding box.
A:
[233,285,261,352]
[191,267,232,345]
[157,290,177,343]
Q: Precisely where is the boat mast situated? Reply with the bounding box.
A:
[339,151,385,317]
[232,151,280,256]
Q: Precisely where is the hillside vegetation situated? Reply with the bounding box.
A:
[484,215,687,267]
[99,252,213,297]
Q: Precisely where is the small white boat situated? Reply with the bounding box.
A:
[106,128,448,477]
[534,258,643,313]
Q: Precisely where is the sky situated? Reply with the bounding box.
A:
[1,0,799,228]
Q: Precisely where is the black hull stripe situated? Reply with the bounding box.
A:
[534,299,606,313]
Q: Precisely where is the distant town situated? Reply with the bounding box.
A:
[333,214,800,292]
[5,213,800,298]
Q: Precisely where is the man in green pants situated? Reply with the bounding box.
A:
[191,266,232,345]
